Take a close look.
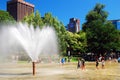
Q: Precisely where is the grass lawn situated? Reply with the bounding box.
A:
[0,61,119,80]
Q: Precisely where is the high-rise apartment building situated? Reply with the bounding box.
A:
[110,19,120,30]
[67,18,80,33]
[7,0,34,21]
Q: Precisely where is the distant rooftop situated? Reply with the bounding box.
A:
[7,0,34,7]
[109,19,120,22]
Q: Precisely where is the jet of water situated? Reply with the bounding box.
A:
[0,23,58,62]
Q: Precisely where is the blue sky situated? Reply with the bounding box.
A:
[1,0,120,28]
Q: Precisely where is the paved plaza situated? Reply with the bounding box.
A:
[0,61,120,80]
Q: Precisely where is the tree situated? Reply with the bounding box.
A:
[0,10,15,24]
[23,11,68,56]
[33,11,43,28]
[23,11,43,28]
[23,13,34,25]
[42,13,68,55]
[82,3,120,56]
[65,31,87,56]
[77,31,87,53]
[43,13,53,26]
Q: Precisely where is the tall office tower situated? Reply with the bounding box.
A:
[67,18,80,33]
[7,0,34,21]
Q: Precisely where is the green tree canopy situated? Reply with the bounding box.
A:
[65,31,87,56]
[82,3,120,56]
[23,11,43,28]
[23,11,67,55]
[0,10,15,24]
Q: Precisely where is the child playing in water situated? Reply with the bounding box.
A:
[77,58,81,69]
[96,59,99,69]
[81,58,85,70]
[101,59,105,69]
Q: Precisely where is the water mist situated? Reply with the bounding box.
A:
[0,23,58,75]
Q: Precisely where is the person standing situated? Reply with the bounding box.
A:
[101,57,105,69]
[61,57,65,65]
[81,58,85,70]
[96,59,99,69]
[77,58,81,69]
[101,60,105,69]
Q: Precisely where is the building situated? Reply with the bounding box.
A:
[67,18,80,33]
[7,0,34,21]
[110,19,120,30]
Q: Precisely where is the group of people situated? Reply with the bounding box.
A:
[96,56,105,69]
[77,58,85,70]
[61,57,105,70]
[77,56,105,70]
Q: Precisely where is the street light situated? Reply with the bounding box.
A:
[68,51,70,62]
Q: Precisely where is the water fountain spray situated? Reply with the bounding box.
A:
[0,23,58,76]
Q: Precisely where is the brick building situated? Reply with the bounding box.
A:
[7,0,34,21]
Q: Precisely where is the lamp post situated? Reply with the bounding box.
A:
[68,51,70,62]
